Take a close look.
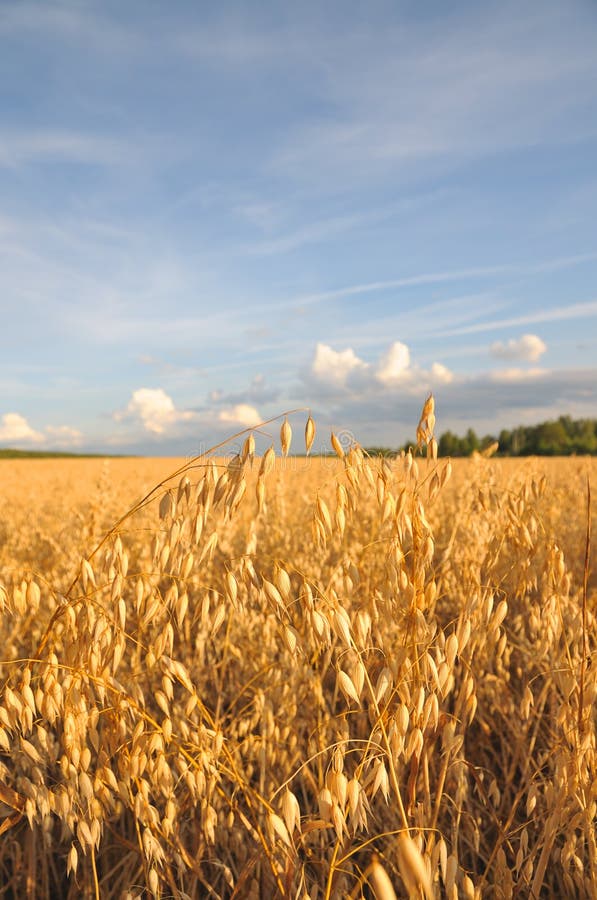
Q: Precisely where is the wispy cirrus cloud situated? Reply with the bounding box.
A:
[0,2,596,453]
[438,300,597,337]
[273,251,597,311]
[0,2,148,55]
[0,130,132,168]
[244,211,382,256]
[271,4,597,183]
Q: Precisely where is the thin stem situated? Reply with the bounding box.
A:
[578,476,591,737]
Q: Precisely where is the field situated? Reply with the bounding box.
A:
[0,408,595,899]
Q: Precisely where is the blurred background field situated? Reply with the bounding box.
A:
[1,454,594,587]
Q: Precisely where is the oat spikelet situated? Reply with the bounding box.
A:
[417,393,435,448]
[305,415,316,454]
[242,432,255,463]
[337,670,361,705]
[397,835,433,900]
[369,855,398,900]
[331,431,345,459]
[259,445,276,477]
[280,417,292,456]
[0,395,592,898]
[481,440,499,458]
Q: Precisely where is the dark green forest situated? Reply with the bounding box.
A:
[0,449,122,459]
[366,415,597,458]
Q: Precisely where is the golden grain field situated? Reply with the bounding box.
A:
[0,406,595,899]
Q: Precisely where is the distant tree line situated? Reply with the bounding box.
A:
[493,415,597,456]
[0,449,125,459]
[365,415,597,458]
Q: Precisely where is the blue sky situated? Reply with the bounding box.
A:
[1,0,596,454]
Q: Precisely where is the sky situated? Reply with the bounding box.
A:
[1,0,596,455]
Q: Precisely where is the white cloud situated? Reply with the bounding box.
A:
[45,425,84,447]
[0,414,85,448]
[490,367,546,382]
[218,404,262,427]
[376,341,411,384]
[309,340,453,394]
[246,211,374,256]
[0,412,45,444]
[116,388,195,434]
[374,343,454,387]
[490,333,547,362]
[0,130,128,169]
[440,301,597,337]
[431,362,454,384]
[249,254,597,317]
[311,342,368,385]
[272,6,597,185]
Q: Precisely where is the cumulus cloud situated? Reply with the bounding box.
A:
[45,425,84,447]
[376,341,411,384]
[116,388,195,434]
[111,388,265,448]
[0,413,45,444]
[218,404,262,427]
[0,413,85,448]
[310,340,453,393]
[490,334,547,362]
[311,342,368,385]
[431,362,454,384]
[375,345,454,388]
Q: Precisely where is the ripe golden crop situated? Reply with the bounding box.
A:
[0,404,595,898]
